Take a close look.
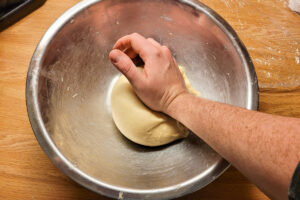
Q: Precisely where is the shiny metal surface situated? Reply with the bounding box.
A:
[26,0,258,199]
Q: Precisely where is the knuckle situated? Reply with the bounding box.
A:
[161,45,171,54]
[152,48,162,57]
[131,32,140,38]
[124,64,134,75]
[118,58,131,73]
[123,64,132,74]
[161,46,173,59]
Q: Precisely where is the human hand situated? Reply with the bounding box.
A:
[109,33,188,114]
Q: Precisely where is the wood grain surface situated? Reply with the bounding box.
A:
[1,0,300,199]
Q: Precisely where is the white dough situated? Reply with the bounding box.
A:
[111,67,199,147]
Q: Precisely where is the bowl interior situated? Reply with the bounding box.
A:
[36,0,251,192]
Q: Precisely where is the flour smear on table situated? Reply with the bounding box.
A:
[217,0,300,89]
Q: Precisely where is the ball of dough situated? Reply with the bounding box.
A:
[110,66,199,147]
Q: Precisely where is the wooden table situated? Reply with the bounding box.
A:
[1,0,299,199]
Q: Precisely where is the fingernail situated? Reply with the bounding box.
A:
[110,56,119,64]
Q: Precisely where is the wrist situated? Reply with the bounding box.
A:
[164,91,192,118]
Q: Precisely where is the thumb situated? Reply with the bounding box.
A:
[109,49,142,85]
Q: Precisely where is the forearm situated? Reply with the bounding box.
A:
[166,93,300,200]
[109,33,300,199]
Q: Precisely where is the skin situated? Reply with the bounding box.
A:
[109,33,300,200]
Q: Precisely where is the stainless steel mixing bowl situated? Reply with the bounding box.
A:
[26,0,258,199]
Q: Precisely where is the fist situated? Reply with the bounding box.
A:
[109,33,188,114]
